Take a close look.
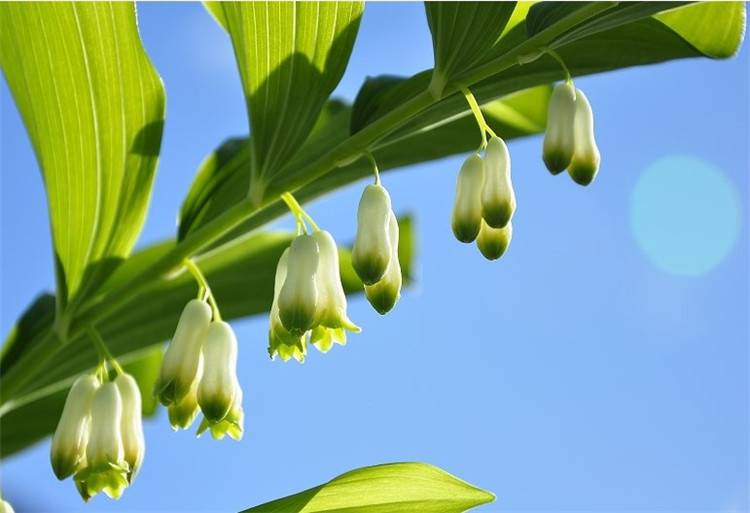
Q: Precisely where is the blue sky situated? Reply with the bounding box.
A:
[1,3,748,513]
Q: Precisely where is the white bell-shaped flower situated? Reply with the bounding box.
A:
[452,153,485,243]
[543,82,577,174]
[50,374,99,480]
[197,380,244,441]
[481,136,516,228]
[310,230,360,352]
[168,354,202,430]
[197,321,238,423]
[568,88,600,186]
[476,219,512,260]
[114,373,144,482]
[0,498,14,513]
[352,184,393,285]
[365,211,402,314]
[74,382,129,501]
[268,249,307,362]
[278,234,320,335]
[156,299,211,405]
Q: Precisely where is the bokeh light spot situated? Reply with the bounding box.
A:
[630,155,741,276]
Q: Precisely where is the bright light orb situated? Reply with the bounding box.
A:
[630,155,741,277]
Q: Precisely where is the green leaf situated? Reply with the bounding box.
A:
[655,2,746,58]
[425,1,516,96]
[0,219,416,457]
[240,462,494,513]
[205,1,363,204]
[0,3,165,317]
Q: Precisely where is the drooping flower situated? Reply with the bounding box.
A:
[543,82,577,174]
[567,88,600,186]
[0,498,15,513]
[452,153,485,243]
[155,299,211,405]
[481,136,516,229]
[167,354,202,430]
[476,219,512,260]
[268,249,307,362]
[365,211,402,314]
[114,373,144,482]
[198,321,239,423]
[352,184,393,285]
[50,374,99,480]
[197,381,243,441]
[310,229,360,352]
[74,382,129,502]
[278,234,320,335]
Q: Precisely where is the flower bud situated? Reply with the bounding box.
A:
[51,374,99,480]
[352,184,393,285]
[114,373,144,482]
[168,355,202,430]
[452,153,485,243]
[481,136,516,228]
[543,82,576,174]
[197,381,244,441]
[0,499,14,513]
[268,249,307,362]
[156,299,211,406]
[75,382,129,501]
[278,235,320,335]
[198,321,238,423]
[365,211,402,314]
[568,88,600,186]
[476,219,512,260]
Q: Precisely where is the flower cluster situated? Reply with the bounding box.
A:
[50,367,144,502]
[451,136,516,260]
[155,298,243,441]
[543,82,600,185]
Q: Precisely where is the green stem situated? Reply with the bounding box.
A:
[281,191,320,232]
[87,326,124,378]
[365,153,381,185]
[545,48,572,83]
[184,259,222,321]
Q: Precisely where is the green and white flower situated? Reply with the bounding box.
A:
[543,82,577,174]
[268,249,307,362]
[114,373,144,482]
[278,234,320,335]
[476,219,512,261]
[365,210,402,314]
[0,498,15,513]
[167,356,202,430]
[74,382,129,502]
[197,381,243,441]
[198,321,239,423]
[481,136,516,229]
[50,374,99,480]
[352,184,393,285]
[155,299,211,405]
[568,88,600,186]
[452,153,485,243]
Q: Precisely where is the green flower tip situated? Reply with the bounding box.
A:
[74,463,130,502]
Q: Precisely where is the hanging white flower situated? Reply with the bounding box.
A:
[197,380,244,441]
[543,82,577,174]
[352,184,393,285]
[568,88,601,186]
[481,136,516,229]
[198,321,239,423]
[167,354,203,430]
[268,249,307,362]
[278,234,320,335]
[476,219,512,260]
[452,153,485,243]
[365,210,402,314]
[114,373,145,482]
[50,374,99,480]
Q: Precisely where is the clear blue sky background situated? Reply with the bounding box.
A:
[1,3,748,513]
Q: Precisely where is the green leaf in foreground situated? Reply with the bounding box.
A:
[0,2,165,319]
[241,462,495,513]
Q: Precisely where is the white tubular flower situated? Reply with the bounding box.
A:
[114,373,144,482]
[452,153,485,243]
[50,374,99,480]
[197,381,244,441]
[198,321,238,423]
[365,211,402,315]
[481,136,516,229]
[268,249,307,362]
[75,382,129,502]
[278,234,320,335]
[0,499,15,513]
[156,299,211,406]
[476,219,513,261]
[543,82,577,174]
[168,355,202,430]
[352,184,393,285]
[310,230,360,352]
[568,88,600,186]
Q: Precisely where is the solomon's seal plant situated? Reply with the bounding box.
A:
[0,1,744,510]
